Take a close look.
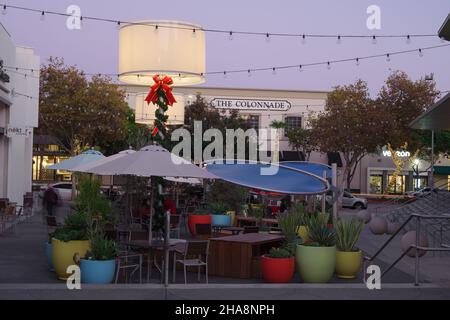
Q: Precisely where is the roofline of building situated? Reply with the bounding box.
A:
[438,13,450,41]
[0,21,11,37]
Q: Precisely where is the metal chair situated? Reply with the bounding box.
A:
[170,214,181,238]
[173,240,210,284]
[115,252,143,284]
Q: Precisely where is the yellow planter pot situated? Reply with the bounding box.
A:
[296,225,309,243]
[226,211,237,227]
[335,250,362,279]
[51,238,90,280]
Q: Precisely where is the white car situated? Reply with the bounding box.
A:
[326,191,368,209]
[406,187,432,198]
[39,182,74,202]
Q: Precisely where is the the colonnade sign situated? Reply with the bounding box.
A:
[211,98,291,111]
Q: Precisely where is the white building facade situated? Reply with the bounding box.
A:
[0,23,39,205]
[122,84,450,194]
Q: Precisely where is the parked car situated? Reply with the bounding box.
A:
[38,182,74,202]
[405,187,432,198]
[326,191,368,209]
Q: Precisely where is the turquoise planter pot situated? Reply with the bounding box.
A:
[80,259,116,284]
[296,244,336,283]
[46,242,54,271]
[211,214,232,226]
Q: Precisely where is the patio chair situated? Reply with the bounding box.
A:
[243,226,259,234]
[0,204,19,234]
[115,252,143,284]
[170,214,181,238]
[173,240,210,284]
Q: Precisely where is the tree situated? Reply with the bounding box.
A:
[38,57,129,155]
[310,79,391,190]
[377,71,439,151]
[286,127,315,160]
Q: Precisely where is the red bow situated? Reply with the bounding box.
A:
[145,74,177,106]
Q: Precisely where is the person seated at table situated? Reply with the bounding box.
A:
[139,198,151,222]
[164,196,177,214]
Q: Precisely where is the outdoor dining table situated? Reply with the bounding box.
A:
[124,239,186,282]
[208,233,284,279]
[220,226,244,235]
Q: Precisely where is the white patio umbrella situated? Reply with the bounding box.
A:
[45,149,105,170]
[83,144,217,285]
[72,149,136,173]
[46,149,105,200]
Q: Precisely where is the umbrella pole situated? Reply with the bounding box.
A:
[148,183,154,246]
[164,209,170,286]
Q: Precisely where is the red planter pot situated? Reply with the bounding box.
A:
[260,255,295,283]
[188,214,212,236]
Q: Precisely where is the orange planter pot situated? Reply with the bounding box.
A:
[188,214,211,235]
[261,255,295,283]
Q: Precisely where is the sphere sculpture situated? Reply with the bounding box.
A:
[401,231,428,257]
[369,216,387,235]
[357,210,371,224]
[386,221,401,235]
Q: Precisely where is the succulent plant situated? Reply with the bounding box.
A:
[266,247,292,259]
[335,217,363,252]
[306,213,336,247]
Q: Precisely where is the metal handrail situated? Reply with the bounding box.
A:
[363,213,450,286]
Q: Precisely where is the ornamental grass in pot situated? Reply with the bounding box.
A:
[296,213,336,283]
[335,217,364,279]
[79,234,118,284]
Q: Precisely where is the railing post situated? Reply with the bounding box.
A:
[414,216,421,286]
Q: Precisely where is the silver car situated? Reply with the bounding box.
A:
[326,191,368,209]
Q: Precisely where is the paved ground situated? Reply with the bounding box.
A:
[0,203,449,299]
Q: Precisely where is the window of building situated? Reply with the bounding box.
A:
[284,116,302,135]
[246,115,259,130]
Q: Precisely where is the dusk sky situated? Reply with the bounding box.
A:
[1,0,449,96]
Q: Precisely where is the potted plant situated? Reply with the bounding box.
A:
[290,203,310,242]
[296,213,336,283]
[188,207,212,236]
[209,202,232,227]
[261,247,295,283]
[79,234,118,284]
[335,217,364,279]
[51,212,90,280]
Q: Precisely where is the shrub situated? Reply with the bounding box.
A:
[85,236,118,261]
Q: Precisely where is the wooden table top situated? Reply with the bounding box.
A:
[125,239,186,249]
[210,233,284,245]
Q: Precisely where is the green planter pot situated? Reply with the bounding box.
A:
[296,244,336,283]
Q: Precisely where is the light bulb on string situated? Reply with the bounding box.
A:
[327,62,331,70]
[266,33,270,43]
[406,35,411,44]
[40,11,45,21]
[386,53,390,62]
[223,71,227,79]
[247,69,251,77]
[2,5,7,15]
[301,34,306,45]
[418,48,423,57]
[337,35,341,44]
[192,28,197,38]
[355,58,360,66]
[229,31,233,41]
[272,67,277,75]
[372,35,377,44]
[116,21,121,30]
[298,65,302,72]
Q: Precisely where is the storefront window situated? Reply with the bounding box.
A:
[285,116,302,131]
[32,155,71,182]
[387,175,406,194]
[369,175,383,194]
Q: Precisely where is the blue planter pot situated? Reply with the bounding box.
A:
[46,242,54,271]
[80,259,116,284]
[211,214,232,227]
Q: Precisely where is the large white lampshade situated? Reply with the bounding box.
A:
[134,92,185,125]
[119,20,206,86]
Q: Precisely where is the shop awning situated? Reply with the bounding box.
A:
[205,160,329,195]
[434,166,450,175]
[410,93,450,130]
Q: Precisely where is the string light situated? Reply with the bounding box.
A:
[272,67,276,75]
[116,21,121,30]
[40,10,45,21]
[406,35,411,44]
[301,34,306,45]
[372,35,377,44]
[266,33,270,43]
[229,31,233,41]
[327,62,331,70]
[2,4,6,15]
[298,65,302,72]
[386,53,390,62]
[355,58,360,66]
[418,48,423,57]
[247,69,251,77]
[337,35,341,44]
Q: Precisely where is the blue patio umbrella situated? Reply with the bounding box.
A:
[46,149,105,171]
[204,160,329,195]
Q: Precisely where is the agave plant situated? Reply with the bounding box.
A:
[335,217,363,252]
[307,213,336,247]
